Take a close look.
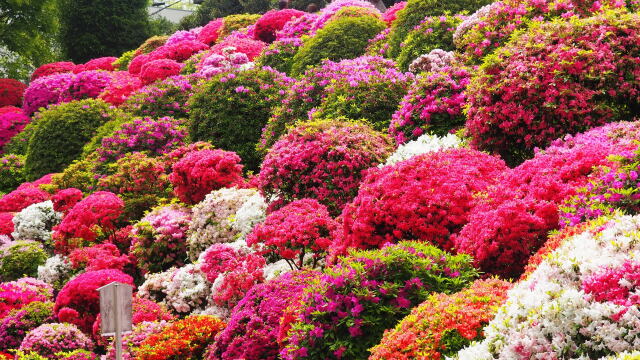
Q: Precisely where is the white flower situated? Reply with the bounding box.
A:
[12,201,62,242]
[231,192,267,238]
[382,133,463,167]
[37,255,71,288]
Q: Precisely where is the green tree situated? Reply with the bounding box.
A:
[0,0,60,73]
[59,0,152,63]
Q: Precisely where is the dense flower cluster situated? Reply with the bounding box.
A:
[247,199,339,269]
[0,110,30,153]
[408,49,455,74]
[390,65,470,144]
[169,149,244,205]
[22,73,74,116]
[259,120,393,215]
[77,57,117,72]
[124,75,193,118]
[0,79,26,107]
[0,278,53,320]
[341,148,506,252]
[281,241,478,359]
[12,201,61,243]
[30,62,75,82]
[98,71,142,106]
[370,278,511,360]
[0,301,54,351]
[138,264,210,314]
[18,323,94,358]
[254,9,305,43]
[198,19,224,45]
[195,47,252,79]
[383,133,463,166]
[139,59,184,85]
[68,243,130,272]
[209,37,266,61]
[59,70,112,102]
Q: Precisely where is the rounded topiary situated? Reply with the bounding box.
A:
[396,14,465,71]
[290,14,386,76]
[188,67,293,172]
[0,240,48,281]
[386,0,491,58]
[219,14,262,39]
[24,99,120,180]
[466,11,640,165]
[0,154,26,193]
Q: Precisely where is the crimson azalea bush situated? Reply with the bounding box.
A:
[18,323,94,358]
[68,243,130,273]
[370,278,512,360]
[209,37,266,61]
[254,9,305,43]
[188,67,293,171]
[261,56,401,152]
[139,59,184,86]
[124,75,193,119]
[152,40,208,63]
[0,79,27,107]
[30,62,76,82]
[54,269,134,333]
[98,71,142,106]
[396,14,465,71]
[0,241,48,281]
[390,65,470,144]
[51,188,83,215]
[0,110,30,153]
[466,11,640,165]
[169,149,244,205]
[340,148,506,253]
[131,204,191,274]
[77,57,117,72]
[0,154,26,193]
[280,241,478,360]
[247,199,339,270]
[258,120,393,216]
[52,191,125,255]
[0,301,54,351]
[137,315,226,360]
[198,19,224,45]
[0,183,50,213]
[0,213,13,236]
[208,270,321,360]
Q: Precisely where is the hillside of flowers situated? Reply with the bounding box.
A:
[2,0,640,359]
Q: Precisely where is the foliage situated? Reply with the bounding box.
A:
[0,154,26,193]
[0,241,48,281]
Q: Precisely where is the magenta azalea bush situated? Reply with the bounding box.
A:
[18,323,94,358]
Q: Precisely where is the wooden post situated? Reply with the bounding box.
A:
[114,283,122,360]
[98,281,133,360]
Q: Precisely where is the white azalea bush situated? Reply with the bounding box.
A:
[383,133,463,166]
[12,201,62,243]
[138,264,211,315]
[453,214,640,360]
[37,255,73,290]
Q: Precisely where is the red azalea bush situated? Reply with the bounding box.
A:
[169,149,244,205]
[98,71,142,106]
[128,53,159,75]
[161,141,214,169]
[0,106,21,115]
[247,199,340,269]
[31,62,76,81]
[210,37,266,60]
[258,120,393,216]
[52,188,83,214]
[0,79,27,107]
[0,183,50,212]
[390,65,470,144]
[466,11,640,164]
[208,270,321,360]
[254,9,306,43]
[139,59,184,86]
[0,110,30,152]
[198,19,224,45]
[78,57,117,72]
[154,40,209,62]
[0,213,13,236]
[68,243,131,272]
[382,1,406,26]
[137,315,226,360]
[52,191,125,254]
[370,278,512,360]
[54,269,134,334]
[340,148,507,253]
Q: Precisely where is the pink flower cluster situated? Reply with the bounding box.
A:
[169,149,244,205]
[68,243,131,272]
[198,19,224,45]
[18,323,94,358]
[0,278,52,320]
[139,59,184,85]
[254,9,306,43]
[98,71,142,106]
[124,75,192,118]
[0,183,50,213]
[382,1,406,25]
[75,57,117,72]
[0,110,29,153]
[209,37,266,61]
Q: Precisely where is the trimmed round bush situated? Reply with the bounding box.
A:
[290,14,386,76]
[340,148,506,253]
[390,65,470,144]
[370,278,512,360]
[18,323,94,358]
[188,67,293,171]
[209,37,266,61]
[256,38,303,74]
[0,301,55,351]
[0,79,27,107]
[22,73,74,116]
[208,270,320,360]
[396,14,465,71]
[54,269,134,333]
[24,99,120,180]
[386,0,491,58]
[281,241,478,360]
[0,241,48,281]
[466,11,640,165]
[198,19,224,45]
[258,120,394,216]
[168,149,245,205]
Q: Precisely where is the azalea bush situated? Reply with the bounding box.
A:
[138,264,210,315]
[466,11,640,165]
[97,71,142,106]
[0,278,53,321]
[209,37,266,61]
[30,62,76,82]
[0,301,55,351]
[139,59,184,85]
[18,323,94,358]
[383,133,463,166]
[370,278,511,360]
[247,199,339,270]
[67,243,131,273]
[0,183,50,213]
[188,67,293,171]
[258,120,393,216]
[11,200,62,244]
[124,75,193,119]
[0,110,30,153]
[254,9,306,43]
[168,149,245,205]
[0,241,48,281]
[0,154,26,193]
[22,73,74,116]
[0,79,27,107]
[281,241,478,360]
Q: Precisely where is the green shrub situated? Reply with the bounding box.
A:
[123,75,194,119]
[386,0,491,58]
[24,99,120,180]
[81,115,131,158]
[5,122,38,156]
[396,13,465,71]
[219,13,262,38]
[188,67,292,172]
[0,154,26,193]
[133,35,169,56]
[49,155,99,194]
[255,39,302,74]
[290,14,386,76]
[0,240,48,281]
[112,50,136,71]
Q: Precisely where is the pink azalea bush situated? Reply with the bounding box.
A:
[0,110,29,153]
[209,37,266,61]
[0,279,53,321]
[258,120,393,216]
[169,149,244,205]
[0,301,55,351]
[98,71,142,106]
[382,1,406,25]
[59,71,112,102]
[18,323,94,358]
[31,62,76,82]
[0,183,50,213]
[197,19,224,45]
[247,199,339,269]
[254,9,306,43]
[67,243,131,273]
[124,75,193,118]
[22,73,74,116]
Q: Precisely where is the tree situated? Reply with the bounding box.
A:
[0,0,60,73]
[59,0,152,63]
